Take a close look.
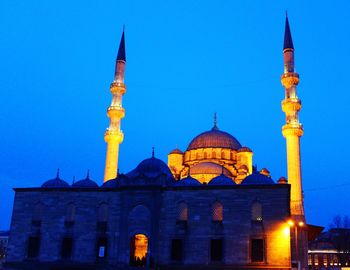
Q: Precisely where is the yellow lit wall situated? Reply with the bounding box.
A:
[265,221,292,266]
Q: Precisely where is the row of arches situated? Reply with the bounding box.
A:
[32,201,262,224]
[177,201,262,222]
[32,202,109,223]
[185,149,237,162]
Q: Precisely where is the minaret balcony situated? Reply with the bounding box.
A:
[281,72,299,88]
[282,123,303,137]
[104,129,124,143]
[107,106,125,119]
[282,98,301,113]
[110,82,126,95]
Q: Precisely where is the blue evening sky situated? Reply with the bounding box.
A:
[0,0,349,230]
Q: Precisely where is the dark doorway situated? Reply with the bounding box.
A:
[210,239,223,262]
[61,237,73,259]
[171,239,183,261]
[27,236,40,258]
[251,238,264,262]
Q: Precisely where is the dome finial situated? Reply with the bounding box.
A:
[152,146,155,158]
[212,112,218,130]
[72,176,76,184]
[56,168,60,179]
[86,169,90,179]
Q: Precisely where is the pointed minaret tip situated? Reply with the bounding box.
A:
[283,13,294,51]
[117,27,126,62]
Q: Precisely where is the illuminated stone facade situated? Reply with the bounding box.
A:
[6,171,292,270]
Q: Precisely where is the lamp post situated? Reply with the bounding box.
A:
[288,219,304,270]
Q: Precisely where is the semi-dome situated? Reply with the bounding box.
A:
[238,146,252,153]
[190,162,232,177]
[127,156,172,178]
[208,174,236,186]
[174,176,201,186]
[42,176,70,188]
[72,178,98,188]
[241,172,275,185]
[187,126,241,151]
[169,148,183,155]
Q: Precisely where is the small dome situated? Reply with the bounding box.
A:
[101,178,119,188]
[187,127,241,151]
[169,148,183,155]
[72,177,98,188]
[208,174,236,186]
[42,177,70,188]
[260,168,270,176]
[241,172,275,185]
[277,177,288,184]
[238,146,252,153]
[127,156,172,178]
[190,162,232,177]
[174,176,201,186]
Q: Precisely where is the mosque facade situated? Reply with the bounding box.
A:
[5,17,308,270]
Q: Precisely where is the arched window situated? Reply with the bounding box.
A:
[32,202,44,222]
[98,203,108,222]
[251,202,262,221]
[204,152,208,159]
[97,203,108,233]
[212,152,216,159]
[66,203,76,222]
[177,202,188,221]
[212,201,223,222]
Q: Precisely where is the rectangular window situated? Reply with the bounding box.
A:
[210,239,223,262]
[97,237,108,258]
[251,238,264,262]
[27,236,40,258]
[171,239,183,261]
[61,237,73,259]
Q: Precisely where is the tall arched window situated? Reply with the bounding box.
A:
[98,203,108,222]
[97,203,108,233]
[251,202,262,221]
[66,203,76,222]
[212,201,223,222]
[177,202,188,221]
[212,152,216,159]
[32,202,44,222]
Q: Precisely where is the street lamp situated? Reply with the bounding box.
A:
[288,219,305,270]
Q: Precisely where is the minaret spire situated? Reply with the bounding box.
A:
[104,29,127,182]
[283,14,294,50]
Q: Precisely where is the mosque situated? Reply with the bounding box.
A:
[5,17,308,270]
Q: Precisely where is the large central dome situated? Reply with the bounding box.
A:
[187,126,241,151]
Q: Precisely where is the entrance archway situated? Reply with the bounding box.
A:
[130,234,148,267]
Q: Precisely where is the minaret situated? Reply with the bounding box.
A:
[281,15,308,270]
[104,30,126,182]
[281,15,304,220]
